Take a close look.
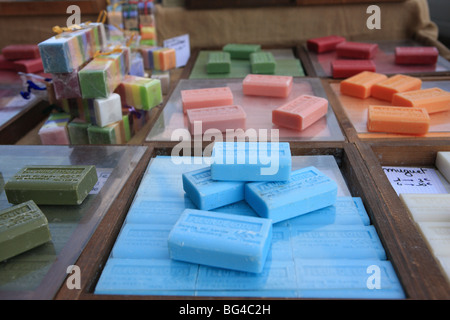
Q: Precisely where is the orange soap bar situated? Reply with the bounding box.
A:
[392,88,450,114]
[242,74,293,98]
[340,71,388,99]
[158,48,176,71]
[272,95,328,131]
[367,105,430,135]
[371,74,422,102]
[181,87,234,113]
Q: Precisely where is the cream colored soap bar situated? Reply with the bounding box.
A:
[437,256,450,282]
[416,221,450,256]
[436,152,450,183]
[399,194,450,222]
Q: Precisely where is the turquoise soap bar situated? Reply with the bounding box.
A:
[168,209,273,273]
[111,224,171,259]
[211,142,292,181]
[95,258,198,296]
[182,166,245,210]
[295,259,405,299]
[245,166,338,223]
[291,225,386,260]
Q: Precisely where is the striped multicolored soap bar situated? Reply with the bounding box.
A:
[38,22,107,73]
[115,75,162,110]
[38,112,71,145]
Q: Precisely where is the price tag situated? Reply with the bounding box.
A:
[89,168,113,194]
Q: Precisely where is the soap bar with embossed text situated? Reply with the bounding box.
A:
[181,87,234,113]
[307,35,346,53]
[395,47,439,65]
[436,152,450,183]
[391,87,450,114]
[4,165,98,205]
[186,105,246,134]
[371,74,422,102]
[168,209,273,273]
[399,193,450,222]
[242,74,293,98]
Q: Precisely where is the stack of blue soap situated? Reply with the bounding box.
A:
[95,149,405,299]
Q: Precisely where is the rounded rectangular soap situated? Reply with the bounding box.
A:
[395,46,439,65]
[168,209,273,273]
[186,104,246,134]
[336,41,378,59]
[244,166,338,223]
[206,51,231,74]
[242,74,293,98]
[371,74,422,102]
[436,152,450,184]
[181,86,234,113]
[331,59,376,79]
[391,87,450,114]
[222,43,261,60]
[340,71,388,99]
[211,141,292,181]
[4,165,98,205]
[249,51,276,74]
[306,35,346,53]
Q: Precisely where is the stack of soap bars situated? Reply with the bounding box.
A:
[0,44,43,73]
[0,165,98,262]
[36,22,163,145]
[339,70,450,136]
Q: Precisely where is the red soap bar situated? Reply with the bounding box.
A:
[331,59,376,79]
[0,55,16,71]
[307,35,346,53]
[395,47,439,65]
[2,44,40,60]
[336,42,378,59]
[13,58,44,73]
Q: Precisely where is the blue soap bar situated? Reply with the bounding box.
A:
[213,200,259,218]
[353,197,371,225]
[182,166,245,210]
[94,258,198,296]
[288,196,366,226]
[245,166,338,223]
[211,142,292,181]
[168,209,273,273]
[268,226,292,261]
[111,224,171,259]
[290,225,386,260]
[295,259,405,299]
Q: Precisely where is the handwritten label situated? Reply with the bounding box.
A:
[163,34,190,68]
[382,166,448,195]
[89,168,113,194]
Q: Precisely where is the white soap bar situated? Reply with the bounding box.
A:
[94,93,123,127]
[416,221,450,256]
[436,152,450,183]
[436,256,450,282]
[399,194,450,222]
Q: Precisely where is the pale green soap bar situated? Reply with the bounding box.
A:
[250,51,276,74]
[0,200,51,262]
[5,165,98,205]
[223,43,261,60]
[206,52,231,74]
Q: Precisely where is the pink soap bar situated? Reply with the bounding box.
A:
[395,47,439,65]
[187,105,246,134]
[0,55,16,70]
[307,35,346,53]
[336,42,378,59]
[272,94,328,131]
[331,59,376,79]
[242,74,293,98]
[181,87,234,113]
[2,44,40,60]
[13,58,44,73]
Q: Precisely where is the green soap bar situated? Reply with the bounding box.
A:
[139,78,162,110]
[122,115,131,142]
[68,120,91,145]
[87,125,117,144]
[0,200,51,262]
[206,52,231,74]
[250,51,276,74]
[223,43,261,60]
[78,69,109,99]
[4,165,98,205]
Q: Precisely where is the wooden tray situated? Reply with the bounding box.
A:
[53,141,444,300]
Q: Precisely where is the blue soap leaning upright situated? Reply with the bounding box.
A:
[245,166,338,223]
[210,142,292,181]
[168,209,273,273]
[182,166,245,210]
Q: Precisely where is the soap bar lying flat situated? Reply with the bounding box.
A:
[245,166,338,223]
[295,259,405,299]
[211,142,292,182]
[371,74,422,102]
[182,166,245,210]
[38,113,71,145]
[0,200,51,262]
[223,43,261,60]
[391,87,450,114]
[5,165,98,205]
[307,35,346,53]
[2,44,40,60]
[291,225,386,260]
[206,52,231,74]
[242,74,293,98]
[12,58,43,73]
[186,105,246,134]
[272,94,328,131]
[250,51,276,74]
[168,209,273,273]
[436,152,450,183]
[181,87,234,113]
[340,71,388,99]
[94,93,123,127]
[367,105,430,135]
[336,41,378,59]
[331,59,376,78]
[395,47,439,65]
[416,222,450,256]
[399,194,450,222]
